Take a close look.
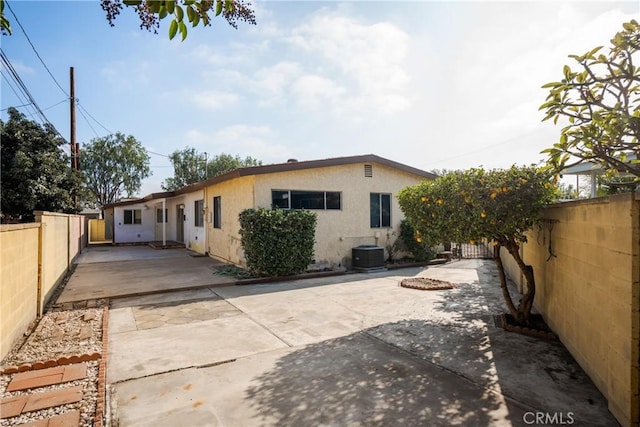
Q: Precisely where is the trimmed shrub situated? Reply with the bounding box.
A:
[239,208,317,276]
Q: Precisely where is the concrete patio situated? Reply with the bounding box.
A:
[81,246,619,426]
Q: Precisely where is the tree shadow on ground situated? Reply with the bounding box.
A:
[244,320,523,427]
[404,262,616,426]
[243,259,617,427]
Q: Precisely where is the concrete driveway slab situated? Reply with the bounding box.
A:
[58,249,233,303]
[108,312,289,383]
[110,288,219,309]
[112,333,527,427]
[75,245,195,264]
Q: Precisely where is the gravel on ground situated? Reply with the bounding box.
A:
[1,301,106,427]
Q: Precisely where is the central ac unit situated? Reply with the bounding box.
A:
[352,245,385,271]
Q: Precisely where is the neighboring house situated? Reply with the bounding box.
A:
[103,154,436,268]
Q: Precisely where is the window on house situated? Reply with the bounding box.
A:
[124,209,142,225]
[370,193,391,228]
[213,196,221,229]
[156,208,168,223]
[364,164,373,177]
[271,190,341,210]
[194,200,204,227]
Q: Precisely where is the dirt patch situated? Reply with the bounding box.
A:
[400,277,455,291]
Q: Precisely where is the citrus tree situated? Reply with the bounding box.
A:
[540,20,640,179]
[398,166,558,326]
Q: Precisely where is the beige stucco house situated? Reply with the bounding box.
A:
[104,154,436,268]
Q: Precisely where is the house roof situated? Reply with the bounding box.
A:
[562,154,638,175]
[104,154,436,208]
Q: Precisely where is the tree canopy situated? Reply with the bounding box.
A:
[540,20,640,179]
[81,133,151,207]
[206,152,261,178]
[1,0,256,39]
[0,107,81,222]
[162,147,207,191]
[101,0,256,41]
[162,149,261,191]
[398,166,558,325]
[0,1,10,35]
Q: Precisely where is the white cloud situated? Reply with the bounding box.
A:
[215,124,271,141]
[191,90,240,110]
[160,89,240,111]
[252,61,302,102]
[287,11,413,117]
[99,60,152,89]
[291,74,346,108]
[186,125,290,163]
[5,60,35,75]
[191,43,255,67]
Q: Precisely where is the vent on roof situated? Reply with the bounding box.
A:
[364,164,373,177]
[287,158,298,163]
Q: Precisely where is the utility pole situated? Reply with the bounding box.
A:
[70,67,77,171]
[204,152,208,179]
[70,67,79,209]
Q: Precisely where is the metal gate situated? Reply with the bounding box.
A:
[451,239,494,259]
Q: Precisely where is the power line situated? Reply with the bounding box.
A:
[41,98,68,112]
[5,0,68,97]
[147,149,170,158]
[1,50,47,123]
[1,102,31,111]
[76,102,100,138]
[0,70,38,118]
[11,98,68,121]
[76,102,112,135]
[421,128,545,168]
[0,49,66,141]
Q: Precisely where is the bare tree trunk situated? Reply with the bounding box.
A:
[503,237,536,326]
[494,245,519,320]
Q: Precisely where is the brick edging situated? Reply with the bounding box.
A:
[0,352,101,375]
[497,313,558,340]
[95,300,109,427]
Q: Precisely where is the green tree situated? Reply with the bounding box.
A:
[206,153,261,178]
[0,108,81,222]
[398,166,558,326]
[0,0,11,35]
[81,133,151,207]
[1,0,255,39]
[101,0,256,41]
[540,20,640,180]
[162,147,207,191]
[162,150,261,191]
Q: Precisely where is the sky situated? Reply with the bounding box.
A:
[1,1,639,196]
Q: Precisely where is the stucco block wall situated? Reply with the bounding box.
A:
[0,224,40,361]
[36,212,77,309]
[1,212,86,361]
[502,193,640,427]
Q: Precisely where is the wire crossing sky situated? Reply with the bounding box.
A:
[1,1,638,195]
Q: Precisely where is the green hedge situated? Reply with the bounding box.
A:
[239,208,317,276]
